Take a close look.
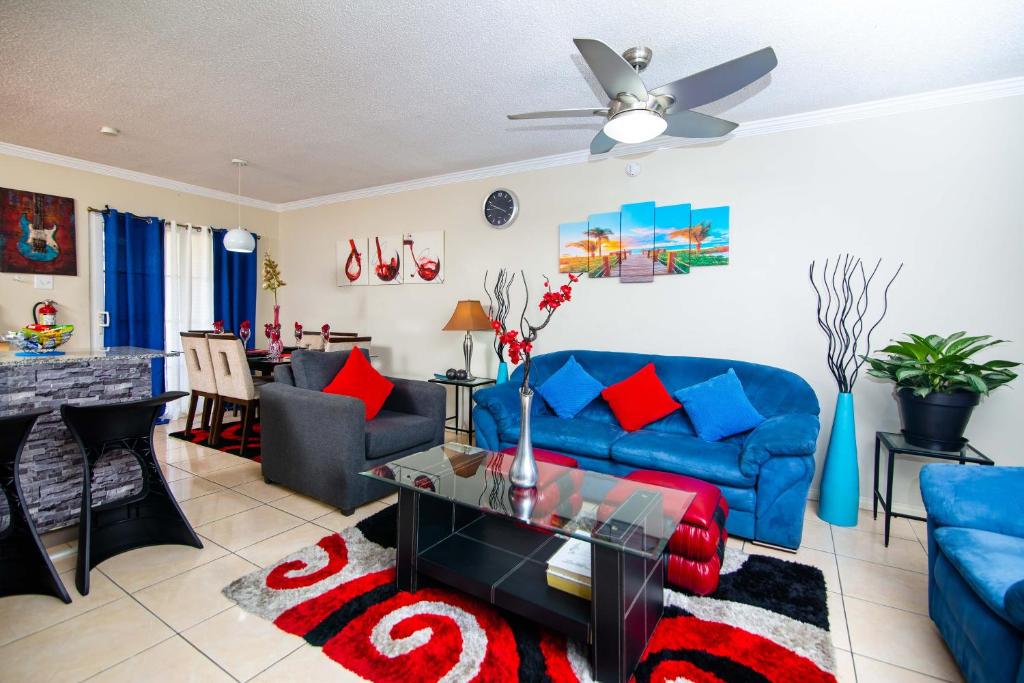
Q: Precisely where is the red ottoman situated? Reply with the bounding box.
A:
[600,470,729,596]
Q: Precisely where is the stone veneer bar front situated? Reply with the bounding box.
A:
[0,347,174,533]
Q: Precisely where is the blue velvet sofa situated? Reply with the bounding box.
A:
[472,350,820,549]
[921,464,1024,683]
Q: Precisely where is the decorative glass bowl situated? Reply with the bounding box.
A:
[4,325,75,354]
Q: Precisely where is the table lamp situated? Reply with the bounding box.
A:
[442,300,492,380]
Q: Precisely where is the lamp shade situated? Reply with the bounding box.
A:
[442,300,492,331]
[223,226,256,253]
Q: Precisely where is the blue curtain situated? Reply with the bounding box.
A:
[212,229,258,348]
[103,210,165,399]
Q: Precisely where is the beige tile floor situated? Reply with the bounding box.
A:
[0,420,963,682]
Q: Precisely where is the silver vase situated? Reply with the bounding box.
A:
[510,388,538,488]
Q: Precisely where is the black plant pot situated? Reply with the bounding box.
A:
[895,388,980,451]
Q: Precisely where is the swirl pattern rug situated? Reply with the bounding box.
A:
[223,506,838,682]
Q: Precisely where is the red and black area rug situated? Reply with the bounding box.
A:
[223,506,838,682]
[169,421,261,461]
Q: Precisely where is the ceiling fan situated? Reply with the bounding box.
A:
[508,39,777,154]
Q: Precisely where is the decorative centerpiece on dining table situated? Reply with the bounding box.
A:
[262,253,286,360]
[488,270,580,488]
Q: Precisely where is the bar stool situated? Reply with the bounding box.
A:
[180,332,220,439]
[0,409,71,603]
[208,334,260,458]
[62,392,203,595]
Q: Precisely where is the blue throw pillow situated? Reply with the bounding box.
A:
[674,369,766,441]
[537,355,605,419]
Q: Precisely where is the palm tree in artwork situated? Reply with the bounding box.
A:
[588,227,615,257]
[566,238,597,257]
[669,221,712,254]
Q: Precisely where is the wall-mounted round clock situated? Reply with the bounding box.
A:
[483,189,518,228]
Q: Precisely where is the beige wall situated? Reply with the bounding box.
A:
[276,95,1024,513]
[0,154,279,347]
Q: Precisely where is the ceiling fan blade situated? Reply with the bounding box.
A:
[663,110,738,138]
[652,47,778,111]
[573,38,648,101]
[507,108,608,120]
[590,130,617,154]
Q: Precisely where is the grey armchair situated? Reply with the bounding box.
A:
[259,349,446,513]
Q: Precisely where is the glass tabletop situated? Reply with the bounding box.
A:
[361,443,694,560]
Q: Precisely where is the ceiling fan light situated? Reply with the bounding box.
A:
[603,109,667,144]
[224,226,256,253]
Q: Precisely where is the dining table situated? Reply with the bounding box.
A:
[246,346,300,376]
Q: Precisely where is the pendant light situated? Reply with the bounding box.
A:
[224,158,256,253]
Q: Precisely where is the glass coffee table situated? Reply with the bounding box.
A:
[361,443,693,683]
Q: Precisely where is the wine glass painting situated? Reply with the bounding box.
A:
[336,238,369,286]
[402,231,444,284]
[371,234,403,285]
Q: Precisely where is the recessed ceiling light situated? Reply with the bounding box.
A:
[99,126,120,136]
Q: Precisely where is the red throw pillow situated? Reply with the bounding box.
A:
[322,347,393,420]
[601,363,681,432]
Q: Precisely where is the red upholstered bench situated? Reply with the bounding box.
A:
[600,469,729,596]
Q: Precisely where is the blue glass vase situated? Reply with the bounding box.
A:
[818,392,859,526]
[496,361,509,384]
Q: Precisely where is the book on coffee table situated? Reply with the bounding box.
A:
[546,537,592,600]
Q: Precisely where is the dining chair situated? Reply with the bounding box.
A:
[179,332,219,439]
[207,334,260,457]
[325,335,371,353]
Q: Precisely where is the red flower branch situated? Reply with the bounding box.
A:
[489,272,580,392]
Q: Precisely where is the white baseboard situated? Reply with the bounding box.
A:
[806,487,927,520]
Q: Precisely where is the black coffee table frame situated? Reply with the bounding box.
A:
[394,486,666,683]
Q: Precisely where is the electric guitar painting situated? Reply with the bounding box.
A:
[18,212,60,262]
[16,193,60,262]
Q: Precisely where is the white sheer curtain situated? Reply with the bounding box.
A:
[164,221,215,420]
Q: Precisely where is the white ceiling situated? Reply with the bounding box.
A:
[1,0,1022,203]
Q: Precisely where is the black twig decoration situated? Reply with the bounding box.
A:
[809,255,903,392]
[484,269,515,362]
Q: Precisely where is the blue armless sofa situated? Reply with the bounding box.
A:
[921,464,1024,683]
[472,350,820,549]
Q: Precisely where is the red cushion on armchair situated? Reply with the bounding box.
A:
[322,347,393,420]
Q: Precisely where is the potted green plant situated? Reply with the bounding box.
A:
[865,333,1019,450]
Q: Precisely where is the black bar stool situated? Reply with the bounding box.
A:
[0,408,71,603]
[62,391,203,595]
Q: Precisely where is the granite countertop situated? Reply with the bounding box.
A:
[0,346,179,367]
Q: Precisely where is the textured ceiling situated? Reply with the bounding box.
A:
[1,0,1022,203]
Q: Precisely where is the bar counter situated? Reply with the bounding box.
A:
[0,346,175,532]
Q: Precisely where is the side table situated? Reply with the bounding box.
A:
[428,376,496,442]
[874,431,993,546]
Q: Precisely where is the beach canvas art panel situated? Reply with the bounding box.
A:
[370,234,403,284]
[0,187,77,275]
[654,203,692,275]
[337,238,369,286]
[403,231,444,284]
[587,211,621,278]
[558,221,589,274]
[618,201,656,283]
[688,206,730,266]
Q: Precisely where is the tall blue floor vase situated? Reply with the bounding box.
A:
[818,392,859,526]
[496,361,509,384]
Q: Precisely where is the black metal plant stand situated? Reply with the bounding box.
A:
[62,392,204,595]
[0,408,72,603]
[873,431,993,546]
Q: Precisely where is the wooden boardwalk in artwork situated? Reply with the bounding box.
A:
[620,251,658,282]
